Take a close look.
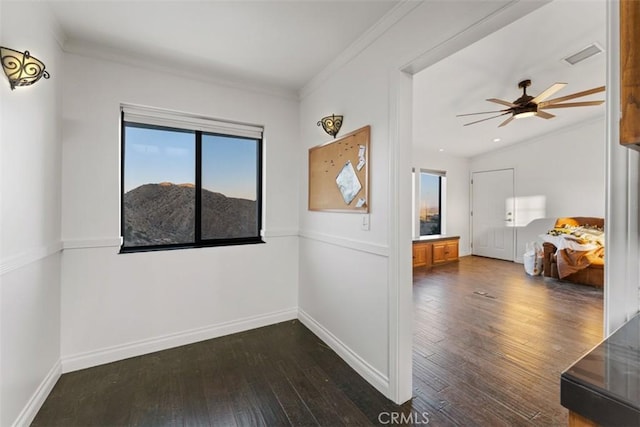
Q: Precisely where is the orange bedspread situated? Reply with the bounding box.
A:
[556,246,605,279]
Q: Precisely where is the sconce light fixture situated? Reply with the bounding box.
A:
[317,114,343,138]
[1,46,50,90]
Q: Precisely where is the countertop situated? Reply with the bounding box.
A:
[561,313,640,426]
[412,235,460,244]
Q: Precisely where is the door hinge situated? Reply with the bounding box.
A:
[470,211,473,216]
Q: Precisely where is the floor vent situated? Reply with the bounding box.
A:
[473,290,496,299]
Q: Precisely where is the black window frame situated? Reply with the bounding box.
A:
[120,112,264,253]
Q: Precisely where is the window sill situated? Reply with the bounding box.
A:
[119,237,265,254]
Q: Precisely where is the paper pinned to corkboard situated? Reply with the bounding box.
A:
[308,125,370,212]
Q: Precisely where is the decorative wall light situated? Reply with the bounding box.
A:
[317,114,343,138]
[1,46,50,90]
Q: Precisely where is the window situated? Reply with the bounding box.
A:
[120,105,263,252]
[413,169,445,236]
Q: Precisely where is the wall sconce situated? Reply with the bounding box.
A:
[1,46,50,90]
[317,114,343,138]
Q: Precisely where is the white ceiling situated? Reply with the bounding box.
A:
[46,0,605,157]
[413,0,606,158]
[47,0,400,92]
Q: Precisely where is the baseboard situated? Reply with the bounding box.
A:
[12,359,61,427]
[62,307,298,373]
[297,308,389,396]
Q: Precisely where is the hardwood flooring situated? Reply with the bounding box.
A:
[32,256,602,426]
[411,256,603,426]
[32,320,401,426]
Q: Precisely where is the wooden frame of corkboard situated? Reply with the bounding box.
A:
[308,125,370,212]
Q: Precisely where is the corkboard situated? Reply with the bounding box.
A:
[308,125,370,212]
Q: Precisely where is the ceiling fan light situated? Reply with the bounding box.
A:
[515,111,536,119]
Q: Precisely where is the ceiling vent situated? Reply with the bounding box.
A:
[563,43,603,65]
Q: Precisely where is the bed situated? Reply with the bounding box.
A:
[541,217,604,287]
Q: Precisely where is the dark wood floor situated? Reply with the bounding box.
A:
[33,256,602,426]
[33,319,402,426]
[411,256,603,426]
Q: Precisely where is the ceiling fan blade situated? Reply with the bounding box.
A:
[456,109,509,117]
[463,112,511,126]
[531,82,567,104]
[498,116,515,127]
[539,86,605,107]
[486,98,517,107]
[536,110,556,119]
[541,100,605,109]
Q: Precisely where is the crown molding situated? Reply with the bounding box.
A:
[44,2,67,50]
[298,0,422,100]
[62,38,299,102]
[401,0,551,75]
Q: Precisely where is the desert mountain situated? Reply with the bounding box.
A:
[123,183,257,246]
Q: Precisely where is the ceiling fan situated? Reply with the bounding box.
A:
[457,79,605,127]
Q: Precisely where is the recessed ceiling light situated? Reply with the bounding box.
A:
[438,148,445,152]
[493,138,501,142]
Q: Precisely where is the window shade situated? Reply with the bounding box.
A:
[421,169,446,177]
[121,104,263,139]
[412,168,446,177]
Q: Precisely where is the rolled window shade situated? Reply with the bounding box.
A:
[420,168,446,177]
[121,104,263,139]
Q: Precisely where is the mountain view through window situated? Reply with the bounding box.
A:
[121,120,261,251]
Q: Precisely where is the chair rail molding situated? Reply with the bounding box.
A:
[0,241,63,276]
[299,230,389,257]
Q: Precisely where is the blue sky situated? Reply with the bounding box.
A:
[202,134,257,200]
[124,126,257,200]
[420,173,439,211]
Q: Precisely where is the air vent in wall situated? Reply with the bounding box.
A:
[563,43,603,65]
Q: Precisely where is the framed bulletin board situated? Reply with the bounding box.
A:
[308,125,370,212]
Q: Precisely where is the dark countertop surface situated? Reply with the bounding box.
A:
[412,235,460,244]
[561,313,640,426]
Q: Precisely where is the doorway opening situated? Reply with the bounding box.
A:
[402,0,606,420]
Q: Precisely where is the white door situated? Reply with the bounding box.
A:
[472,169,515,261]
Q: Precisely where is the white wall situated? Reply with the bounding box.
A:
[60,53,300,371]
[411,148,471,256]
[298,0,546,402]
[0,2,63,425]
[470,117,606,262]
[604,0,640,334]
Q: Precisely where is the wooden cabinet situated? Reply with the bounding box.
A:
[432,240,458,265]
[412,242,432,268]
[620,1,640,149]
[413,237,459,269]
